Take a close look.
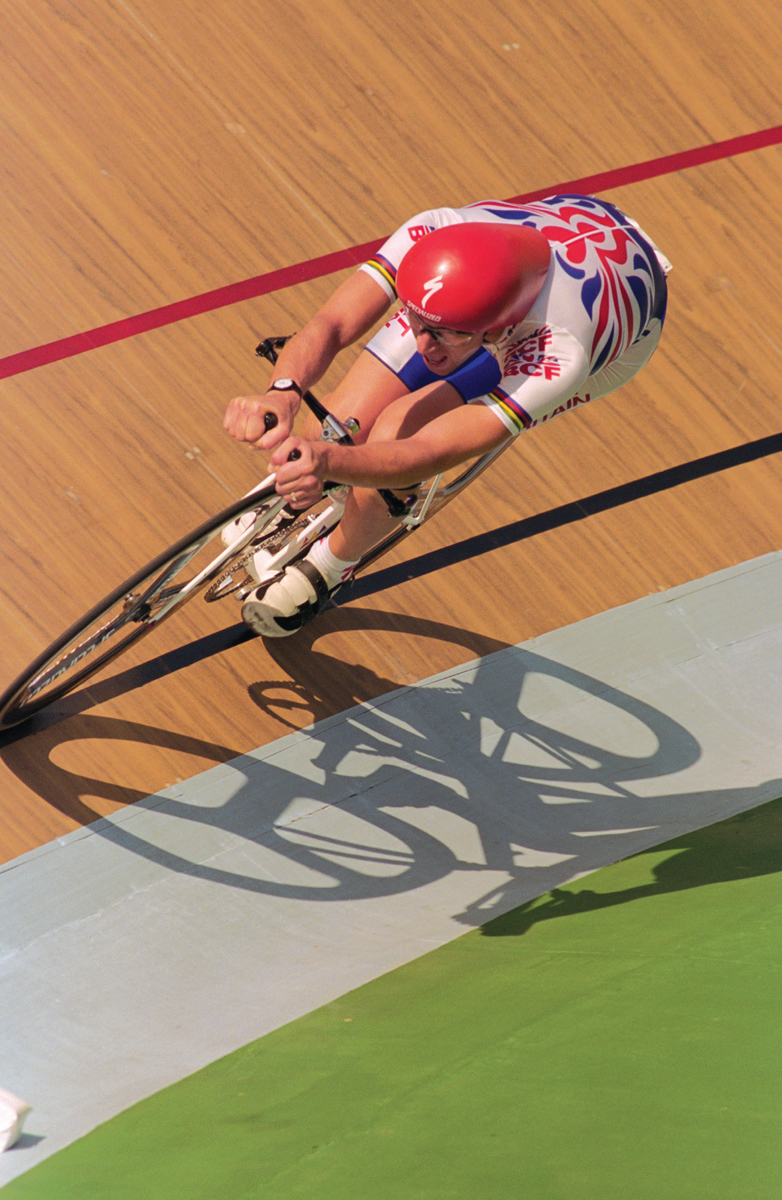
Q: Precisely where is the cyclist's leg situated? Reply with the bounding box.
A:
[240,324,465,636]
[305,316,472,560]
[325,382,465,563]
[300,348,412,443]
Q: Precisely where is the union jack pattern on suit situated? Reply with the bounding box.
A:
[470,195,662,374]
[360,194,669,436]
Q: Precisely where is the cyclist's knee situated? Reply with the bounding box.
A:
[368,388,464,445]
[367,393,431,443]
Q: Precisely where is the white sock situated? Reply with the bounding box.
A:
[306,536,359,588]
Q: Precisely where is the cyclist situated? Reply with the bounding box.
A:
[223,194,670,637]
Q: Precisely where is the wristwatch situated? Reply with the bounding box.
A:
[268,378,302,397]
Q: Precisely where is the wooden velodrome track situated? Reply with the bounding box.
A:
[1,0,781,866]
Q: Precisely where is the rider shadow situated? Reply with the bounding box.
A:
[477,795,782,936]
[2,607,780,930]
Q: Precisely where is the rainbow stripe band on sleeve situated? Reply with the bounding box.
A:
[364,253,398,292]
[492,387,533,433]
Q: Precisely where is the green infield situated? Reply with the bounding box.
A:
[6,796,782,1200]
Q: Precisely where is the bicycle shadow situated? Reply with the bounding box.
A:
[0,609,510,829]
[254,613,782,921]
[2,604,779,930]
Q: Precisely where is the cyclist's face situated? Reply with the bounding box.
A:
[402,308,484,374]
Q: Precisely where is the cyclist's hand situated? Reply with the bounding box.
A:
[223,393,294,450]
[271,437,326,509]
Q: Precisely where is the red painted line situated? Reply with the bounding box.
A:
[509,123,782,201]
[0,242,378,381]
[3,124,781,381]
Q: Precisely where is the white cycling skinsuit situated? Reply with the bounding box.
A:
[360,193,671,434]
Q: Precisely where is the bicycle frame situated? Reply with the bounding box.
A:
[0,337,513,726]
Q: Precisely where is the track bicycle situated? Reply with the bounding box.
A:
[0,337,510,729]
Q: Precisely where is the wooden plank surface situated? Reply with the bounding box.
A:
[1,0,781,861]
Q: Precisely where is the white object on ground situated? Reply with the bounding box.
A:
[0,1088,31,1151]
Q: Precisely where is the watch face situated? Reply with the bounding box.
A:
[273,378,296,390]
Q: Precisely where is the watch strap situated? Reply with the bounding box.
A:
[269,378,302,397]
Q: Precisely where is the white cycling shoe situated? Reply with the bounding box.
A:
[241,560,343,637]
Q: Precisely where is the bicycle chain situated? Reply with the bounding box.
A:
[204,515,311,601]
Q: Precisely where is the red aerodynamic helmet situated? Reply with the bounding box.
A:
[396,221,551,332]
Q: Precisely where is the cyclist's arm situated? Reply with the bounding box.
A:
[224,271,392,449]
[274,271,393,392]
[274,397,510,499]
[326,402,509,487]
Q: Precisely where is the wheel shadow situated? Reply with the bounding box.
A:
[0,608,509,828]
[1,605,780,928]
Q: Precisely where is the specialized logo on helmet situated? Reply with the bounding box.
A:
[403,274,445,324]
[421,274,444,308]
